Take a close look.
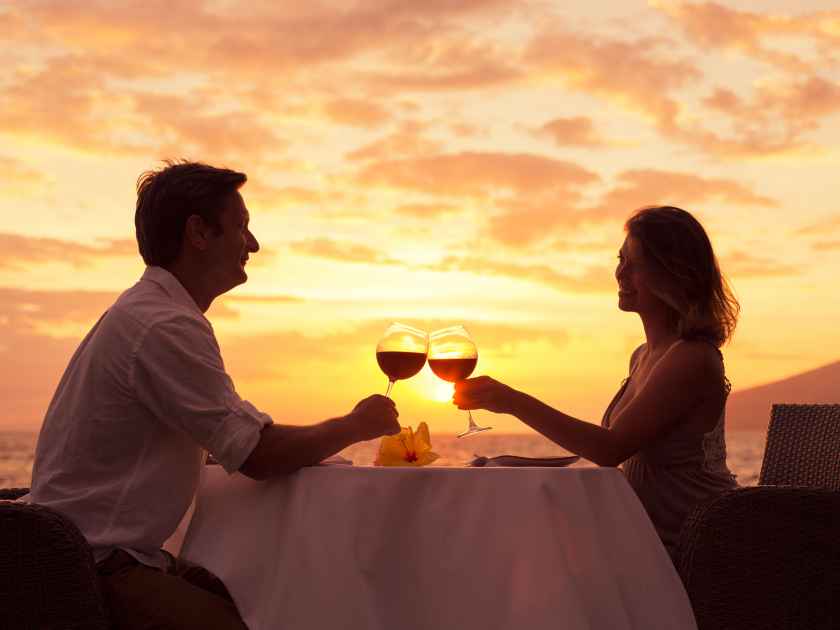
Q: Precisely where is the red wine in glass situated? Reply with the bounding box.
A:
[428,357,477,382]
[375,323,429,397]
[428,325,491,437]
[377,351,427,381]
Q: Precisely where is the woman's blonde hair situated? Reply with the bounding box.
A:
[625,206,739,346]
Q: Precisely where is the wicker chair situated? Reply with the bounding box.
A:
[0,487,110,630]
[675,486,840,630]
[759,403,840,489]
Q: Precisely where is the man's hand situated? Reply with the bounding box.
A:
[345,395,401,442]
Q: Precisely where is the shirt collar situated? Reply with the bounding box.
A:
[140,266,204,316]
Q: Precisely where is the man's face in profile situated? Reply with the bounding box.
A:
[205,191,259,295]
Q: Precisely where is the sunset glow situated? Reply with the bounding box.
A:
[2,1,839,432]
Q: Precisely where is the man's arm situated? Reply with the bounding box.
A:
[239,394,399,480]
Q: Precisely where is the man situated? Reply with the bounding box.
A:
[28,161,400,629]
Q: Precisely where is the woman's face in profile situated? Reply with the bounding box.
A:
[615,235,662,314]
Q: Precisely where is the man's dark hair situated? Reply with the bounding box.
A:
[135,160,247,267]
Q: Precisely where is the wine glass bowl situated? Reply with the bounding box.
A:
[428,325,491,437]
[376,323,429,397]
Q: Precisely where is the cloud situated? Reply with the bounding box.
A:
[811,240,840,252]
[534,117,606,147]
[655,2,840,73]
[393,202,462,218]
[1,0,519,157]
[0,158,46,189]
[321,98,392,129]
[524,20,840,158]
[0,56,288,159]
[290,238,399,265]
[0,233,137,270]
[526,29,699,128]
[0,287,120,332]
[484,168,777,248]
[486,193,589,247]
[586,169,777,222]
[222,294,304,304]
[346,121,443,162]
[355,151,599,197]
[796,213,840,235]
[427,255,614,293]
[682,77,840,157]
[7,0,515,86]
[721,250,800,278]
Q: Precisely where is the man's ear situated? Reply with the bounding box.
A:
[184,214,212,250]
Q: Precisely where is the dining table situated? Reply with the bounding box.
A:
[177,463,697,630]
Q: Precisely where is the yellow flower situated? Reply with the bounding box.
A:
[374,422,440,467]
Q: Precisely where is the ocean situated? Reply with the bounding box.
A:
[1,429,767,489]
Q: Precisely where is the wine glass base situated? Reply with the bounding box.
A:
[457,425,492,438]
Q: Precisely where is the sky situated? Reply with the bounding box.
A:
[1,0,839,433]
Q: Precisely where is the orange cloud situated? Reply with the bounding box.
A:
[487,193,588,247]
[796,213,840,235]
[346,121,443,162]
[535,117,605,147]
[721,251,800,278]
[0,287,119,331]
[686,77,840,157]
[586,169,777,222]
[290,238,399,265]
[0,233,136,270]
[428,256,614,293]
[0,56,288,159]
[656,2,840,73]
[524,20,840,158]
[9,0,514,84]
[355,151,599,197]
[811,240,840,252]
[483,168,776,248]
[393,202,462,218]
[0,158,45,188]
[526,29,699,128]
[322,98,392,129]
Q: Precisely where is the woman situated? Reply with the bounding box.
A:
[454,206,739,559]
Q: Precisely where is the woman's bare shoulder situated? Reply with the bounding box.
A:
[629,343,647,372]
[663,339,725,381]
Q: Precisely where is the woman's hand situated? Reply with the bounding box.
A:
[453,376,520,415]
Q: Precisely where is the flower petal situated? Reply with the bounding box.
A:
[415,422,433,451]
[415,450,440,466]
[374,427,411,466]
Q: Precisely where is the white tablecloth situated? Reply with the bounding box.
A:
[180,466,697,630]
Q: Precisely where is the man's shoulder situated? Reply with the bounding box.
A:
[110,280,211,336]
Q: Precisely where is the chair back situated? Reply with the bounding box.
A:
[0,492,110,629]
[759,403,840,490]
[676,486,840,630]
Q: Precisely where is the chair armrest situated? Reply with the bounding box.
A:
[675,486,840,630]
[0,500,110,629]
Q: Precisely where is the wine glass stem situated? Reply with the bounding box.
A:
[467,409,478,429]
[385,379,394,398]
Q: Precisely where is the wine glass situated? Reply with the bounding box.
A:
[376,323,429,398]
[428,325,491,438]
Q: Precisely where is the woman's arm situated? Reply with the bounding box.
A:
[454,341,724,466]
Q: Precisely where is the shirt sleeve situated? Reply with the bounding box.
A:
[131,313,273,473]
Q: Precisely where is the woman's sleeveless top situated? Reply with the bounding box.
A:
[601,344,738,558]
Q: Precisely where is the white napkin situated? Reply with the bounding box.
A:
[318,454,353,466]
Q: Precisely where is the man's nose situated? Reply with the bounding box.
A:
[247,230,260,253]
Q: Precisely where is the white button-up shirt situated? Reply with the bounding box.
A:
[29,266,272,568]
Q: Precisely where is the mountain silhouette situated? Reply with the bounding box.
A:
[726,361,840,430]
